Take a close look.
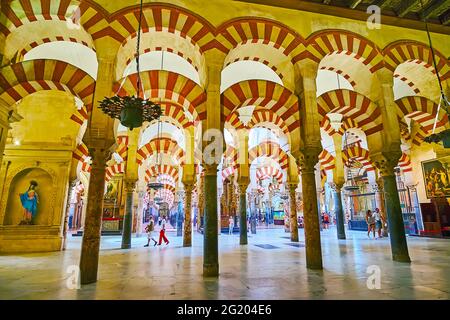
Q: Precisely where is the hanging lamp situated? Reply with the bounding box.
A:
[98,0,161,130]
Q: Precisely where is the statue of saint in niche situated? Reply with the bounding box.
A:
[19,180,39,225]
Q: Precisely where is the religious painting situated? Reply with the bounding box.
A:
[422,156,450,199]
[104,179,119,200]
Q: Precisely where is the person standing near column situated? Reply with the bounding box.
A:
[366,210,376,239]
[158,216,169,245]
[144,216,157,247]
[228,215,234,235]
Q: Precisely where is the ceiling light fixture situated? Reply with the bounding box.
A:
[98,0,161,130]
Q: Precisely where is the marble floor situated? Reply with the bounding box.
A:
[0,227,449,300]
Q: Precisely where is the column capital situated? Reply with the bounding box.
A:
[329,181,344,192]
[237,182,249,194]
[203,163,218,176]
[85,146,112,168]
[371,151,402,177]
[298,147,321,173]
[124,179,137,193]
[184,183,195,193]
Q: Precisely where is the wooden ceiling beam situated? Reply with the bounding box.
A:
[421,0,450,20]
[235,0,450,34]
[397,0,422,18]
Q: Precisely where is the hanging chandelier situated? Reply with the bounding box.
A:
[98,0,162,130]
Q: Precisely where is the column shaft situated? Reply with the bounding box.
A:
[239,186,248,245]
[121,181,135,249]
[79,151,107,285]
[333,188,346,240]
[383,174,411,262]
[301,169,323,269]
[289,185,299,242]
[203,171,218,277]
[183,187,193,247]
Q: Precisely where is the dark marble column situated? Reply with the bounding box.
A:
[330,183,346,240]
[79,148,108,284]
[203,165,219,277]
[183,184,194,247]
[121,179,136,249]
[238,183,248,245]
[299,149,323,270]
[373,153,411,263]
[288,183,299,242]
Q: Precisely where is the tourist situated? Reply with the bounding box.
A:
[323,212,330,230]
[228,215,234,235]
[373,208,385,238]
[158,215,169,245]
[366,210,376,239]
[144,216,157,247]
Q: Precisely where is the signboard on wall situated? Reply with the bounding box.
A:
[422,156,450,199]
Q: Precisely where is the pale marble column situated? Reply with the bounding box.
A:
[183,184,194,247]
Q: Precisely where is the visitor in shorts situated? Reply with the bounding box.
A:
[373,208,384,238]
[366,210,376,239]
[228,216,234,235]
[144,216,157,247]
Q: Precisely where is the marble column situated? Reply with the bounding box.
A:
[238,183,248,245]
[330,182,346,240]
[79,148,108,284]
[203,164,219,277]
[299,149,323,269]
[288,183,299,242]
[121,179,137,249]
[183,184,194,247]
[373,153,411,263]
[136,190,145,237]
[62,180,77,250]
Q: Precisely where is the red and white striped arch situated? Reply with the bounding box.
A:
[99,5,216,51]
[398,153,413,173]
[383,41,450,80]
[227,108,290,135]
[105,163,125,182]
[115,70,206,122]
[216,18,306,64]
[222,80,299,133]
[72,142,89,163]
[321,116,359,137]
[137,137,185,166]
[394,74,420,94]
[342,145,374,172]
[248,141,289,170]
[221,166,236,181]
[0,0,104,61]
[116,135,129,161]
[317,89,382,136]
[318,149,336,171]
[306,30,384,73]
[155,188,175,207]
[70,105,88,126]
[395,96,449,146]
[145,165,179,183]
[0,59,95,110]
[256,167,283,184]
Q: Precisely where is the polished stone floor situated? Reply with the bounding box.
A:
[1,227,450,299]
